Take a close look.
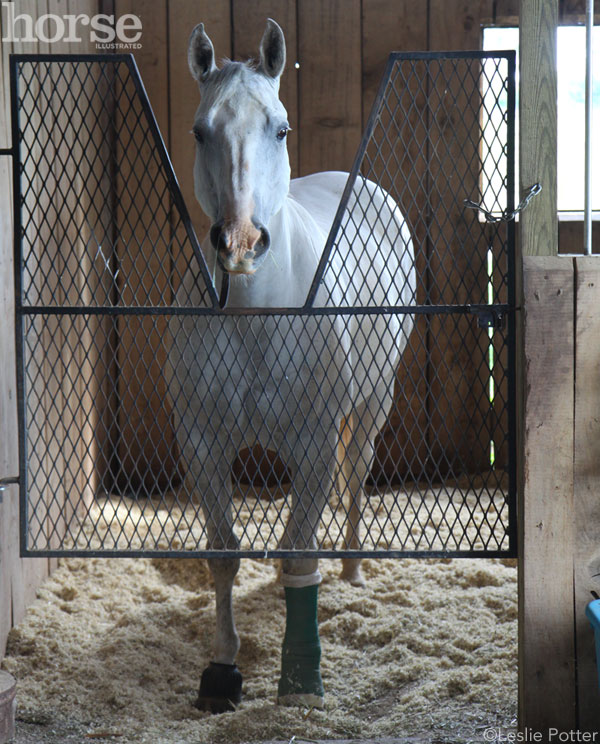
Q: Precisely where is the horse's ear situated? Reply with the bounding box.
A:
[259,19,286,80]
[188,23,218,84]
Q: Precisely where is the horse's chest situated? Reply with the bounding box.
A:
[192,315,350,432]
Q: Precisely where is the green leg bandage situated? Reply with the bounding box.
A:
[277,584,324,708]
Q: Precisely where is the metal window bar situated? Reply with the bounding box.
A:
[7,51,517,558]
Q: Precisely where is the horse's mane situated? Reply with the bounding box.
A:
[205,59,279,109]
[217,58,260,76]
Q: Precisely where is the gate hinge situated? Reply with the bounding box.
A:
[467,305,506,330]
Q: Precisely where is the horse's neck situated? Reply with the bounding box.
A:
[222,197,322,309]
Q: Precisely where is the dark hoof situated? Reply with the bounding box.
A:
[195,662,242,714]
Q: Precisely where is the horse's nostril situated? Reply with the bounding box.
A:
[210,221,224,251]
[256,226,270,255]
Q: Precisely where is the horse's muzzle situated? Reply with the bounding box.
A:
[210,220,270,274]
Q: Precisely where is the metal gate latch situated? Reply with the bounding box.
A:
[463,182,542,223]
[468,305,506,330]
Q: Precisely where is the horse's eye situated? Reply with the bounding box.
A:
[193,129,204,145]
[276,127,288,141]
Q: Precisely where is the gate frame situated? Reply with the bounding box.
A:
[6,49,519,561]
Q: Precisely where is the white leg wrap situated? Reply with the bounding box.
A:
[280,569,322,588]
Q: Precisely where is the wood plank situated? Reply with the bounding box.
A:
[426,0,495,476]
[362,0,428,122]
[519,0,558,257]
[114,0,177,494]
[519,255,576,732]
[63,0,113,536]
[494,0,520,22]
[559,0,600,21]
[0,489,17,658]
[559,220,600,255]
[573,256,600,732]
[34,0,105,555]
[362,0,431,483]
[42,0,74,558]
[0,4,17,657]
[232,0,299,177]
[297,0,362,176]
[0,499,11,657]
[4,0,50,627]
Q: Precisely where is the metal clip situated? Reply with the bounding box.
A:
[463,183,542,223]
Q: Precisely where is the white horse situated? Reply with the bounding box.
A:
[167,19,415,712]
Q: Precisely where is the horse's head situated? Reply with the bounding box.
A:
[188,19,289,275]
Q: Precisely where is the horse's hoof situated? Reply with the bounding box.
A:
[339,560,366,588]
[195,662,242,714]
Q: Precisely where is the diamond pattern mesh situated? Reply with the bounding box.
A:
[12,52,516,557]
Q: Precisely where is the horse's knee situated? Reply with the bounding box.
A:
[208,556,240,584]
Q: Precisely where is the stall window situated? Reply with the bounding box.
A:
[483,26,600,217]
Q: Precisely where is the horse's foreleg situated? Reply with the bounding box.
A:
[197,556,242,713]
[277,575,324,709]
[276,432,335,709]
[186,441,243,714]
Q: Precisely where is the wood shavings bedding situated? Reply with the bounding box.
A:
[58,472,510,554]
[2,549,517,743]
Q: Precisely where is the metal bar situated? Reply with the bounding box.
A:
[0,148,14,156]
[388,50,514,61]
[20,548,516,560]
[9,56,28,556]
[0,477,20,490]
[506,51,519,557]
[584,0,594,255]
[10,52,134,63]
[17,303,512,318]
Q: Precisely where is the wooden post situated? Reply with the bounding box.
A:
[518,0,564,735]
[0,671,16,744]
[519,257,576,734]
[519,0,558,255]
[573,256,600,732]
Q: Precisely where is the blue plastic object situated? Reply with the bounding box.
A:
[585,599,600,691]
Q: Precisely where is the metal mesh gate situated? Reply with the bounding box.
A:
[9,51,516,558]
